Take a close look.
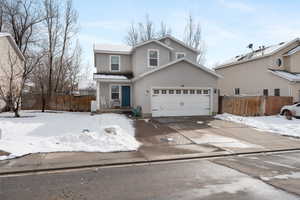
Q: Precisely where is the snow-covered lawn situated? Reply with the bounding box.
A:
[0,111,140,160]
[216,113,300,138]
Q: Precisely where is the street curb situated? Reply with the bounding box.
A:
[1,148,300,176]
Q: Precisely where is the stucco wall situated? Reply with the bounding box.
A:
[289,50,300,73]
[160,38,198,62]
[94,53,132,73]
[132,42,171,77]
[133,61,218,115]
[217,56,292,97]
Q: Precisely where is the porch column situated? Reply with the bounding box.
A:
[96,81,101,110]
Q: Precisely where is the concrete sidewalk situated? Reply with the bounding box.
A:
[1,118,300,174]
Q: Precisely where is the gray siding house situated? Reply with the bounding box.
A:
[93,35,220,117]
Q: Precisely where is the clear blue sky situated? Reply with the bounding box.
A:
[73,0,300,70]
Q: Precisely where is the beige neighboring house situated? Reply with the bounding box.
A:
[0,33,25,111]
[215,38,300,103]
[93,35,221,117]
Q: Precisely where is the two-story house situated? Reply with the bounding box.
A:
[215,38,300,103]
[93,35,220,117]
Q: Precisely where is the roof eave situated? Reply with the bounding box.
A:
[133,58,221,82]
[158,35,200,54]
[93,49,132,55]
[215,38,300,70]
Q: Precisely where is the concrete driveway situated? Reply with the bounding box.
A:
[134,116,300,160]
[1,116,300,174]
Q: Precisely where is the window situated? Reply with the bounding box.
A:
[263,89,268,96]
[148,49,159,67]
[190,89,195,94]
[169,90,174,94]
[183,89,188,94]
[176,89,181,94]
[274,88,280,96]
[110,55,120,71]
[111,85,120,100]
[176,52,185,59]
[234,88,240,95]
[196,89,202,94]
[162,90,167,94]
[203,89,209,94]
[153,89,159,94]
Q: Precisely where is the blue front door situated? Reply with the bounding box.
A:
[121,86,130,107]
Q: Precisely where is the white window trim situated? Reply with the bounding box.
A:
[176,52,186,59]
[148,49,159,68]
[109,55,121,72]
[109,84,132,107]
[110,84,121,101]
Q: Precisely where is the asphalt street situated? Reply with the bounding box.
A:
[1,151,300,200]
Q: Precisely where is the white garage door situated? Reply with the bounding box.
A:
[151,88,212,117]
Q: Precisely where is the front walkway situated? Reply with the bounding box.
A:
[1,117,300,174]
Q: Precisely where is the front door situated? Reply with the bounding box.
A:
[121,86,130,107]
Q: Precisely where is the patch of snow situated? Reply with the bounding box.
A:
[196,133,260,148]
[78,79,96,90]
[261,171,300,181]
[179,177,299,199]
[93,74,128,80]
[93,43,132,53]
[0,111,140,160]
[286,45,300,56]
[218,41,286,66]
[215,113,300,137]
[269,70,300,82]
[196,121,204,124]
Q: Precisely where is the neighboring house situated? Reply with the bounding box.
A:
[93,35,221,117]
[75,79,96,96]
[0,33,25,111]
[215,38,300,103]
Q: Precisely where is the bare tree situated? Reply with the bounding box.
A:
[157,21,171,38]
[43,0,60,104]
[125,22,139,46]
[138,14,156,42]
[0,49,24,117]
[0,0,46,116]
[183,14,205,63]
[125,14,159,46]
[54,0,78,93]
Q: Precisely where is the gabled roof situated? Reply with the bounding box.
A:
[268,69,300,82]
[133,58,221,82]
[215,38,300,70]
[132,39,173,51]
[158,34,200,54]
[0,32,25,61]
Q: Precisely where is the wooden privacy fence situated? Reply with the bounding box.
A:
[21,94,96,112]
[219,96,293,116]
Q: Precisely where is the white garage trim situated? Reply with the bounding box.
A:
[150,87,213,117]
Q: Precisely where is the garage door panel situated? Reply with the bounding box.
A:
[151,88,211,117]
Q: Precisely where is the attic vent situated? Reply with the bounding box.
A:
[279,42,285,45]
[276,58,282,67]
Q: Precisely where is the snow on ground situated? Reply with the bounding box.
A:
[0,111,140,160]
[215,113,300,137]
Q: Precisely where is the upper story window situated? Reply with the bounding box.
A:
[148,49,159,67]
[176,52,185,59]
[274,88,280,96]
[110,55,120,71]
[234,88,240,95]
